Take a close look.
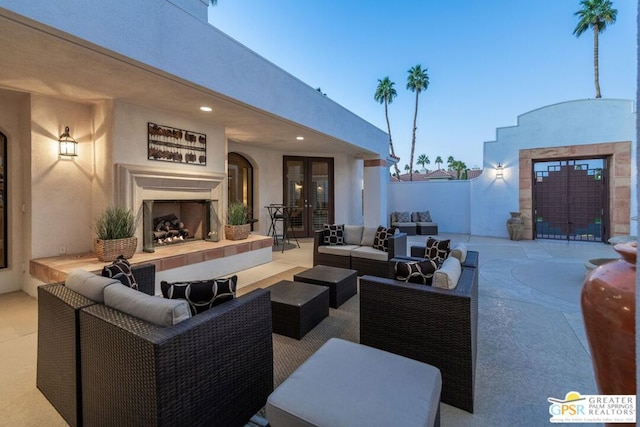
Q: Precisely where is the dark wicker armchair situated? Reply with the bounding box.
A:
[78,288,273,427]
[37,263,156,427]
[360,251,479,413]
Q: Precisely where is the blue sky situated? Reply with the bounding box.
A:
[208,1,637,169]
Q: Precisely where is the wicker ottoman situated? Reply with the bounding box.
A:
[294,265,357,308]
[266,338,442,427]
[269,280,330,340]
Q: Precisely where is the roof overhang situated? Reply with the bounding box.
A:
[0,3,387,158]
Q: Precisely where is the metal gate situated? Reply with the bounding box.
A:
[533,158,608,241]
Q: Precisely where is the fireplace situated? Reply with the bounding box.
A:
[115,164,225,253]
[142,199,219,253]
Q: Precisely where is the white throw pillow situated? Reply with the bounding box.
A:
[360,226,378,247]
[433,257,462,290]
[449,243,468,263]
[343,225,364,245]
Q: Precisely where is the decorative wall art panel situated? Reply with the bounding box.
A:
[148,122,207,165]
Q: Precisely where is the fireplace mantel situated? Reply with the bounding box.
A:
[115,163,226,208]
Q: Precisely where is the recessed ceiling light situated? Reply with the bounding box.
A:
[200,106,213,112]
[296,136,304,141]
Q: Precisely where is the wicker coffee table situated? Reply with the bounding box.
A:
[294,265,358,308]
[269,280,330,340]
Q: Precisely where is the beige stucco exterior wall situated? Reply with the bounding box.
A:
[0,90,30,293]
[0,93,231,296]
[228,140,365,235]
[30,96,95,258]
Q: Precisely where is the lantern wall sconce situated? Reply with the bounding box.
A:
[58,126,78,157]
[495,162,504,179]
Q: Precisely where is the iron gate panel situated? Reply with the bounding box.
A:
[533,159,606,241]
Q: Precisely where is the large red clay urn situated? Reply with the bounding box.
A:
[581,242,636,427]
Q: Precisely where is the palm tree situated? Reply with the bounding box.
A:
[451,160,468,179]
[573,0,617,98]
[374,77,401,179]
[446,156,455,170]
[406,65,429,181]
[435,156,443,170]
[416,154,430,172]
[404,164,410,173]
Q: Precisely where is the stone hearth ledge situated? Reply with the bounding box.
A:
[30,235,273,284]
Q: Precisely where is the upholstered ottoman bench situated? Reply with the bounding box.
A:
[266,338,442,427]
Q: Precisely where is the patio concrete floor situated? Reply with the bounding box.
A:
[0,232,624,425]
[239,232,621,426]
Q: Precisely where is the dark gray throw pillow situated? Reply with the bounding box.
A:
[160,276,237,315]
[395,259,438,285]
[323,224,345,246]
[373,226,396,252]
[102,255,138,290]
[424,238,450,265]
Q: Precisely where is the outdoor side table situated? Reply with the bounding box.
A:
[269,280,330,340]
[294,265,358,308]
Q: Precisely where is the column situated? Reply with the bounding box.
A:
[363,159,389,227]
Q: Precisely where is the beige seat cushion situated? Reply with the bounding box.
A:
[318,244,359,256]
[351,246,389,262]
[391,222,415,228]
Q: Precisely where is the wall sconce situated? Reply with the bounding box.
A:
[58,126,78,157]
[495,162,504,179]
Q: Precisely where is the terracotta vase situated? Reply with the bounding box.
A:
[581,242,636,424]
[506,211,524,241]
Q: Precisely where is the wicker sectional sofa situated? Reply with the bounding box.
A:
[37,263,156,427]
[37,268,273,427]
[360,249,479,413]
[313,225,407,277]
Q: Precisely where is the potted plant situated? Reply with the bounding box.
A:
[94,206,138,261]
[224,202,250,240]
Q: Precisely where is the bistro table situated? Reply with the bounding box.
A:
[265,205,300,252]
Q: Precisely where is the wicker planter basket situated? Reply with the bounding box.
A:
[224,224,250,241]
[94,237,137,262]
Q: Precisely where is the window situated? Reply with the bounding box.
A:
[228,152,254,222]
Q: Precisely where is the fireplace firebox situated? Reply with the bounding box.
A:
[142,199,219,253]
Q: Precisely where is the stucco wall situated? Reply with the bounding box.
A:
[475,99,636,238]
[387,99,636,239]
[31,96,95,257]
[228,141,365,234]
[386,180,472,233]
[1,94,229,297]
[0,90,29,294]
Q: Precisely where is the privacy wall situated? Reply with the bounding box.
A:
[388,99,636,239]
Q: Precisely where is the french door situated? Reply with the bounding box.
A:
[283,156,334,238]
